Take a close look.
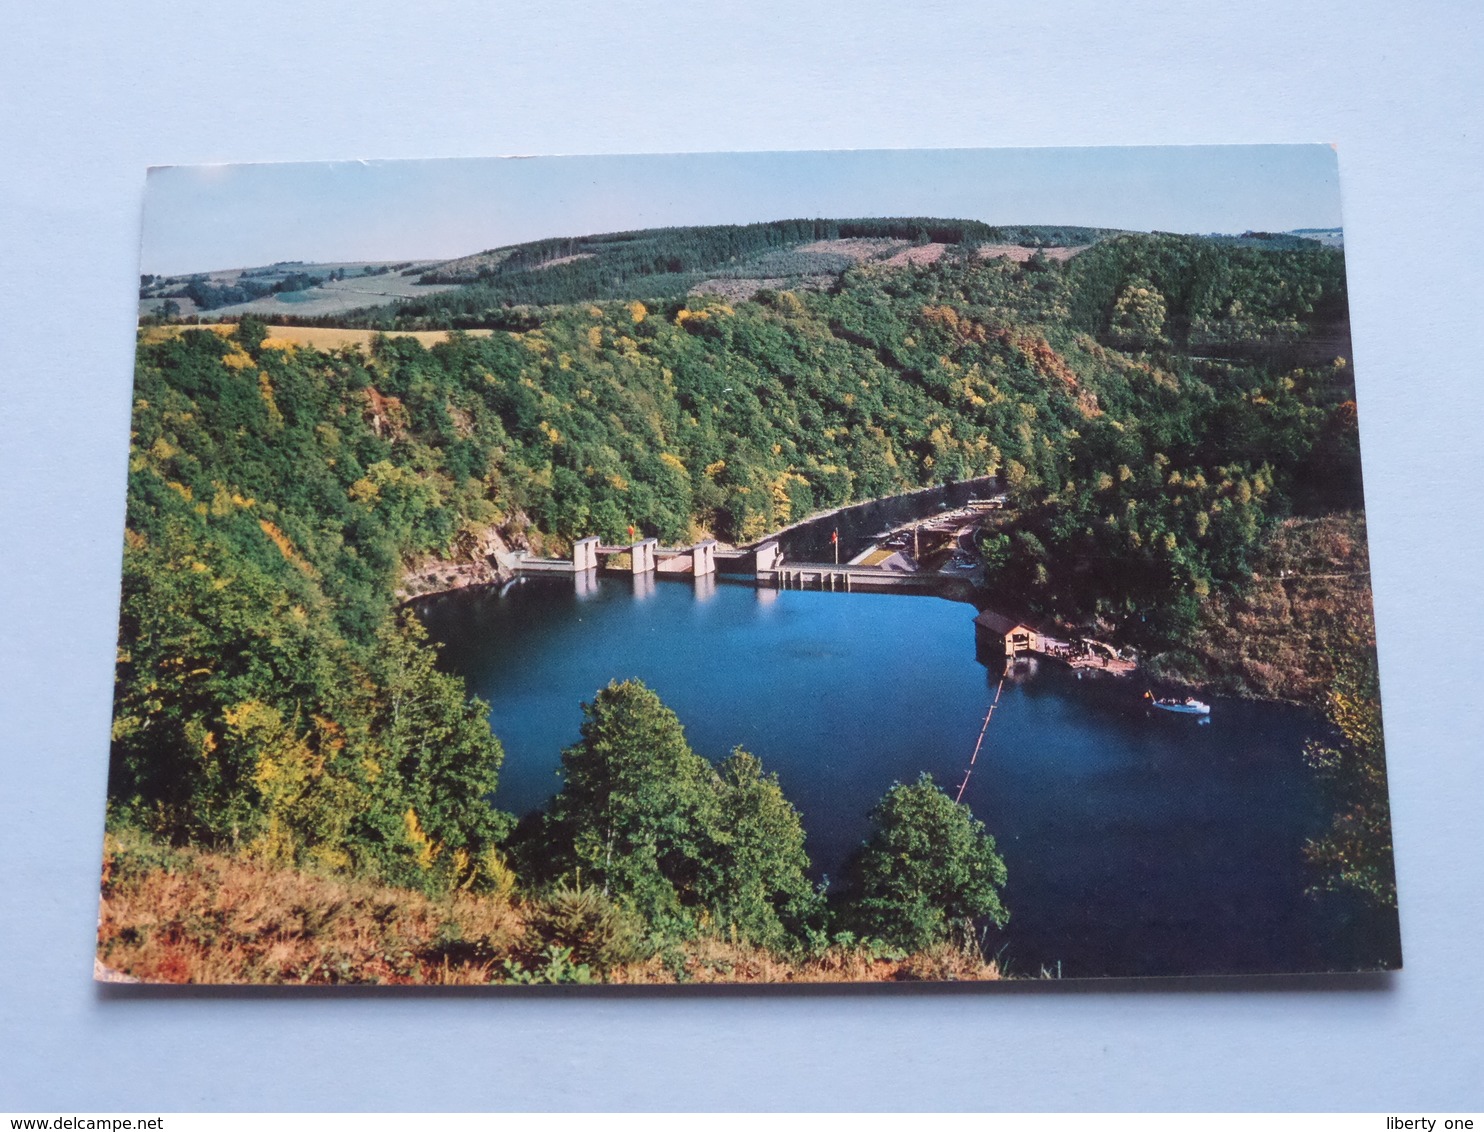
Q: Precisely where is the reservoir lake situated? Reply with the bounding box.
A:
[417,574,1400,978]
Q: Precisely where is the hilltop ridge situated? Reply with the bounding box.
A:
[140,219,1339,329]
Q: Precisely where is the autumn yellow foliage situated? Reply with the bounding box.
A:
[258,519,316,576]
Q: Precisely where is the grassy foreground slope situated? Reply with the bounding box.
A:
[100,828,999,985]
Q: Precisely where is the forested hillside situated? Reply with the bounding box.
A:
[108,227,1370,980]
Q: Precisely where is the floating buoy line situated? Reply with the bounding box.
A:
[954,675,1005,804]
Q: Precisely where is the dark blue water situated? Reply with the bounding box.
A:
[417,575,1400,978]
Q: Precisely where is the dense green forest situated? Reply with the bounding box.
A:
[110,226,1379,977]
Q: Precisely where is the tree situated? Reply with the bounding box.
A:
[842,774,1008,952]
[538,681,822,948]
[235,313,269,355]
[367,613,510,888]
[975,529,1011,572]
[1109,278,1168,350]
[704,749,823,950]
[543,680,718,935]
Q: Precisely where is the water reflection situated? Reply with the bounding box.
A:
[573,567,600,600]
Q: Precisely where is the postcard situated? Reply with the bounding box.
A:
[98,146,1399,984]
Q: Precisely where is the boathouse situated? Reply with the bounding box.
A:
[974,610,1040,658]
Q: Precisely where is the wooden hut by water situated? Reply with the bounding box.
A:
[974,610,1040,658]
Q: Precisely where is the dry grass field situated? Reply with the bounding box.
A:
[883,242,952,267]
[977,243,1090,263]
[795,237,910,262]
[139,324,493,350]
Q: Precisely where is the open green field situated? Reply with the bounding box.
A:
[139,260,456,321]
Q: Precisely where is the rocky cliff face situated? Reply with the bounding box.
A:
[396,524,517,602]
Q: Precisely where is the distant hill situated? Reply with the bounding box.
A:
[1289,227,1344,247]
[140,219,1346,331]
[138,260,452,320]
[418,218,1115,283]
[1189,229,1342,251]
[137,220,1118,325]
[380,218,1119,320]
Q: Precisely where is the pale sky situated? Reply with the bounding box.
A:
[141,145,1342,276]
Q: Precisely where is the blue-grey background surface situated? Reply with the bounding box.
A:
[1,0,1479,1112]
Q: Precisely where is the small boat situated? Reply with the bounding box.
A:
[1145,692,1211,716]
